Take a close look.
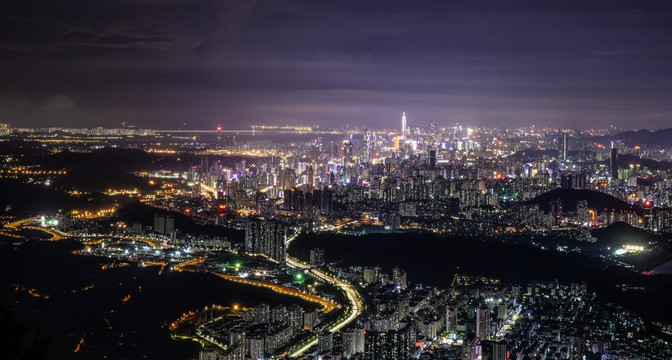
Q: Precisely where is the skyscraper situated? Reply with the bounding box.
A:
[562,133,568,161]
[165,215,175,235]
[551,199,563,226]
[317,331,334,354]
[362,129,370,164]
[343,328,366,358]
[244,218,287,263]
[476,305,490,340]
[308,165,314,188]
[610,142,618,179]
[577,200,589,227]
[429,149,436,170]
[310,248,325,266]
[343,140,353,166]
[401,112,406,140]
[153,213,166,235]
[392,267,407,289]
[446,306,457,334]
[283,168,294,190]
[481,340,507,360]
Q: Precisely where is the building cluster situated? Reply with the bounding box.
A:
[302,275,670,360]
[198,303,321,360]
[168,118,672,243]
[244,217,288,263]
[4,123,672,359]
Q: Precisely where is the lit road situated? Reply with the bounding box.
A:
[285,232,364,358]
[80,234,168,249]
[174,258,338,313]
[4,217,65,241]
[4,217,39,229]
[5,217,167,248]
[199,182,218,196]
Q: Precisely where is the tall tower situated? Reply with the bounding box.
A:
[401,112,407,140]
[562,133,568,161]
[446,306,457,334]
[343,140,353,166]
[362,129,370,164]
[429,149,436,170]
[476,305,490,340]
[610,141,618,179]
[308,166,314,188]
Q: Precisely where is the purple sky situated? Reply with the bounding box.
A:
[2,0,672,130]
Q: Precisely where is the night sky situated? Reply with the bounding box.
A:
[2,1,672,130]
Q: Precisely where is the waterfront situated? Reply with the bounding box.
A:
[0,237,314,360]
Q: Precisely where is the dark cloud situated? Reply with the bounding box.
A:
[1,0,672,129]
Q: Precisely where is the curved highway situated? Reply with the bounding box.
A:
[286,233,364,358]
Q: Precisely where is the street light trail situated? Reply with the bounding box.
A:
[286,232,363,358]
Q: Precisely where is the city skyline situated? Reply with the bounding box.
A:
[2,122,672,359]
[4,1,672,359]
[2,1,672,130]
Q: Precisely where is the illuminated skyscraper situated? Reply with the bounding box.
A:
[343,140,353,166]
[551,199,563,226]
[362,129,370,164]
[392,267,407,289]
[610,141,618,179]
[401,112,407,140]
[308,165,314,188]
[562,133,568,161]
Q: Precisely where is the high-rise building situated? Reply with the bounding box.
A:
[429,149,436,170]
[562,133,568,161]
[401,112,407,140]
[247,336,264,360]
[252,303,270,324]
[343,329,356,358]
[308,166,314,187]
[343,140,353,166]
[303,310,318,330]
[497,303,507,320]
[481,340,507,360]
[577,200,589,227]
[201,156,210,174]
[283,168,294,190]
[550,199,563,226]
[610,143,618,179]
[446,306,457,334]
[392,267,407,289]
[165,215,175,235]
[244,218,287,263]
[343,328,365,358]
[317,331,334,353]
[153,213,166,235]
[199,349,219,360]
[364,322,415,360]
[310,248,325,266]
[287,304,304,336]
[476,305,490,340]
[362,266,380,285]
[362,129,371,164]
